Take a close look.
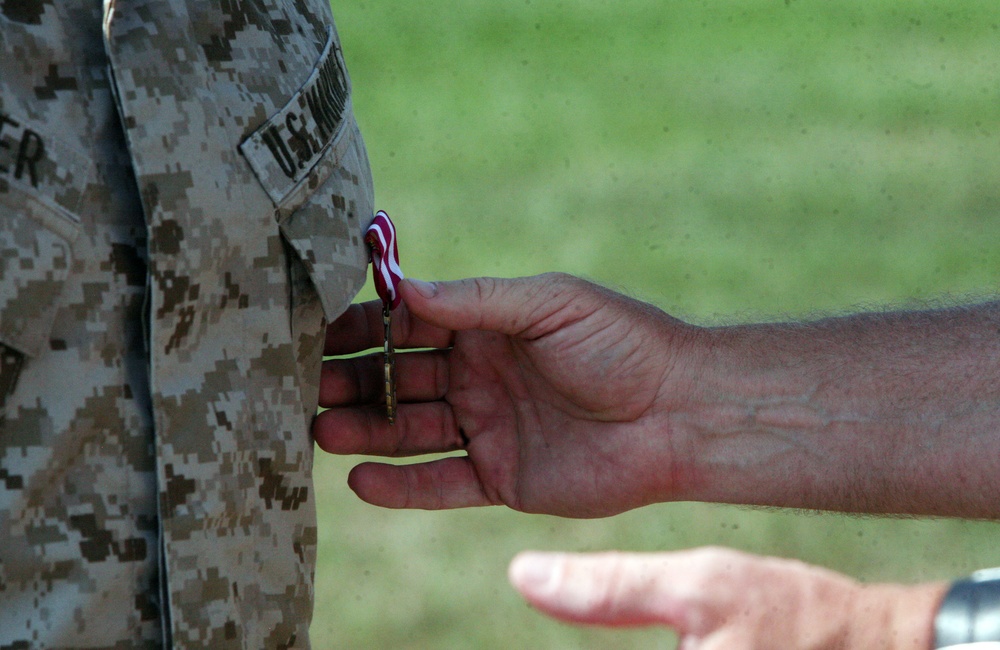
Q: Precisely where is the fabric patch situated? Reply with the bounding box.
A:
[0,109,94,224]
[240,26,352,205]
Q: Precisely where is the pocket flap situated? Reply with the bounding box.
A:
[0,187,79,357]
[240,25,353,207]
[277,126,371,321]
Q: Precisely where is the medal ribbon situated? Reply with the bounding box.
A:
[365,210,404,310]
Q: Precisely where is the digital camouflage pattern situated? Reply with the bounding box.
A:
[0,1,373,647]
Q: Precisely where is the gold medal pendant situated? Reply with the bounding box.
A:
[382,303,397,424]
[365,210,404,425]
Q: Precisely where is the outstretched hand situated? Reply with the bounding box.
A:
[507,547,944,650]
[313,273,701,517]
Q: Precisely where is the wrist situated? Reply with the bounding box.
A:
[644,319,718,505]
[665,322,845,506]
[849,582,946,650]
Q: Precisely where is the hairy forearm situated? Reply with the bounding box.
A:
[668,302,1000,517]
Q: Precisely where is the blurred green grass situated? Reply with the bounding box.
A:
[314,2,1000,647]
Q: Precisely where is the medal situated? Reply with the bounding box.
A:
[382,303,396,423]
[365,211,403,424]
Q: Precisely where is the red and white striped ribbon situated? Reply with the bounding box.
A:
[365,210,404,310]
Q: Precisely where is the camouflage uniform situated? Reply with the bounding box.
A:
[0,1,372,647]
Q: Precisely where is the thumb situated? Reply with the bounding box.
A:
[400,273,601,338]
[507,551,693,629]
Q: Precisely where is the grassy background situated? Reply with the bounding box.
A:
[313,2,1000,647]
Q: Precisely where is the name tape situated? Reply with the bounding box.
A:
[241,26,351,205]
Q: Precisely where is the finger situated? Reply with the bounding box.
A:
[507,551,695,629]
[401,274,605,340]
[313,401,463,457]
[324,302,381,355]
[325,300,454,356]
[347,456,492,509]
[318,349,449,408]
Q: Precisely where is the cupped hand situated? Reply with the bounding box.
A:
[312,273,702,517]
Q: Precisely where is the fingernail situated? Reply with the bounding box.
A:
[407,278,438,298]
[510,553,558,592]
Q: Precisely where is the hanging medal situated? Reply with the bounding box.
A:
[365,210,404,424]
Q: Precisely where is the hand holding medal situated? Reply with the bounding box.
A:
[365,210,404,424]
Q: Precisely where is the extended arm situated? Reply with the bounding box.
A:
[672,302,1000,517]
[315,273,1000,519]
[313,273,994,649]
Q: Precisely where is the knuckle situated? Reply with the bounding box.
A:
[580,553,642,611]
[471,276,499,304]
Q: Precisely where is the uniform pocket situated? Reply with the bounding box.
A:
[274,123,372,418]
[240,24,372,323]
[0,185,81,411]
[275,117,372,323]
